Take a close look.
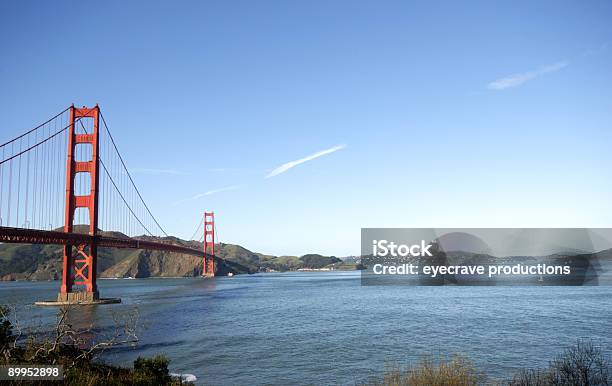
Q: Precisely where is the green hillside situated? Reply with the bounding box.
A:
[0,229,348,280]
[259,254,343,271]
[300,254,342,268]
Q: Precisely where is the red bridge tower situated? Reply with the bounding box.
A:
[59,105,101,303]
[203,211,215,277]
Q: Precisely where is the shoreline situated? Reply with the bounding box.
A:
[0,268,360,283]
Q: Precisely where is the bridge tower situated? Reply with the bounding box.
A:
[203,211,215,277]
[59,105,101,303]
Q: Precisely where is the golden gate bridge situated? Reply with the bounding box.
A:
[0,105,217,305]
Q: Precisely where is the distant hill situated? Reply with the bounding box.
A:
[300,254,342,268]
[257,253,343,271]
[260,255,303,271]
[0,229,350,280]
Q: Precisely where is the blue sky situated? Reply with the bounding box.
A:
[1,0,611,256]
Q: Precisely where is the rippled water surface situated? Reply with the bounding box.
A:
[1,272,611,385]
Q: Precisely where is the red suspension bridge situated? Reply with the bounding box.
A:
[0,105,218,304]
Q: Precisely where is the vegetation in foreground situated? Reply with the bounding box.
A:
[361,340,611,386]
[1,305,190,385]
[363,355,485,386]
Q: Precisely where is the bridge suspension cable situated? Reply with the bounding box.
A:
[0,105,169,239]
[99,111,168,237]
[0,108,72,230]
[0,107,70,149]
[190,215,204,241]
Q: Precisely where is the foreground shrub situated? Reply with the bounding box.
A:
[365,340,611,386]
[549,339,610,385]
[363,355,485,386]
[509,339,611,386]
[0,305,189,385]
[0,305,13,347]
[509,369,551,386]
[134,355,173,384]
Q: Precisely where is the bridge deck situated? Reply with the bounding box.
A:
[0,226,209,258]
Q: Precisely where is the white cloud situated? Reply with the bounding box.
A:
[193,185,242,198]
[172,185,242,205]
[487,60,569,90]
[265,144,346,178]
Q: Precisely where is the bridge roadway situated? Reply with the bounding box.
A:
[0,226,210,259]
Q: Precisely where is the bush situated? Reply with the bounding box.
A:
[549,339,610,385]
[0,304,188,385]
[0,305,14,348]
[509,369,553,386]
[509,339,611,386]
[134,355,172,384]
[363,355,485,386]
